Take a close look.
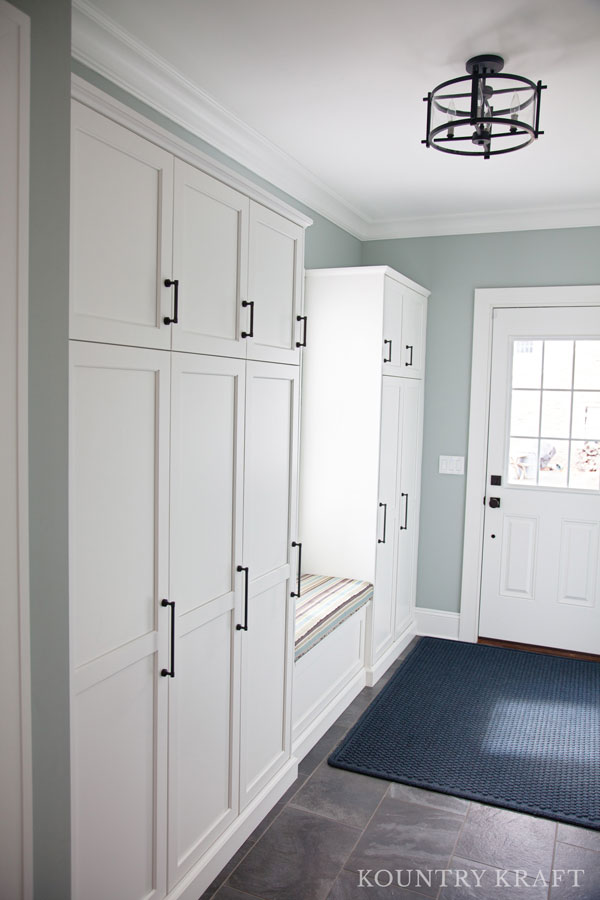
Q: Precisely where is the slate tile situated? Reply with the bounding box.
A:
[345,794,466,897]
[387,782,470,815]
[550,842,600,899]
[327,868,425,899]
[454,803,556,878]
[199,842,254,898]
[291,760,389,828]
[298,724,347,776]
[213,885,263,900]
[228,805,360,900]
[556,822,600,853]
[439,857,548,898]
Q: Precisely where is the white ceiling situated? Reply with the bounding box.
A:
[72,0,600,239]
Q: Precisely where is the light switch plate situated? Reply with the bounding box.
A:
[439,455,465,475]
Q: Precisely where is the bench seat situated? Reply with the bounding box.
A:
[294,574,373,662]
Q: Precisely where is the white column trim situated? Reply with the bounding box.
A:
[460,285,600,644]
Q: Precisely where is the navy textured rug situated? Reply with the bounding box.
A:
[329,637,600,829]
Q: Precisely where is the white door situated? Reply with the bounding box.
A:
[171,161,249,358]
[70,342,170,900]
[247,203,303,364]
[401,287,426,378]
[167,353,245,887]
[372,377,401,660]
[239,362,298,808]
[479,306,600,654]
[70,102,174,349]
[395,379,422,637]
[382,277,404,373]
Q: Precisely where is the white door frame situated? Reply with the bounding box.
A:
[459,285,600,643]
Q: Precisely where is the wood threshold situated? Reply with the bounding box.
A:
[478,637,600,663]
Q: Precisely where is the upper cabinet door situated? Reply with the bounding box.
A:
[401,287,427,379]
[171,161,249,358]
[247,202,304,364]
[70,102,173,350]
[382,277,404,374]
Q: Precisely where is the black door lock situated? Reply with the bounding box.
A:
[489,497,501,509]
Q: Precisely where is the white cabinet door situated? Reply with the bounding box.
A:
[401,287,426,378]
[382,276,404,374]
[171,161,249,358]
[70,341,170,900]
[395,379,422,637]
[247,203,304,364]
[70,103,174,350]
[167,353,244,887]
[372,377,402,660]
[239,362,298,808]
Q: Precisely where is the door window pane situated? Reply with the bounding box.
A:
[540,391,571,439]
[572,392,600,439]
[574,341,600,390]
[570,441,600,490]
[512,340,542,388]
[542,341,573,389]
[508,438,538,485]
[538,439,568,487]
[510,390,540,436]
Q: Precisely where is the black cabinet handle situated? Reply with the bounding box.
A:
[160,599,175,677]
[163,279,179,325]
[241,300,254,338]
[405,344,414,367]
[296,315,307,348]
[236,565,249,631]
[291,541,302,597]
[400,492,409,530]
[378,502,387,543]
[383,339,392,363]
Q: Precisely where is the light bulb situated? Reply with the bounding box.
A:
[447,100,456,138]
[510,92,519,133]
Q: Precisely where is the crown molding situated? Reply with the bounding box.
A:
[71,0,368,239]
[72,0,600,242]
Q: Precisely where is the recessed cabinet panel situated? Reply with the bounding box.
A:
[170,354,245,617]
[70,102,173,349]
[73,655,166,900]
[70,343,170,668]
[248,203,303,364]
[172,161,249,358]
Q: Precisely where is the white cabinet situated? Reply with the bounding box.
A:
[300,267,428,678]
[70,103,305,363]
[382,275,427,377]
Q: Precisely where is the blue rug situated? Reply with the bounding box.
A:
[329,637,600,830]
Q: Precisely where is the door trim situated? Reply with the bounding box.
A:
[459,285,600,643]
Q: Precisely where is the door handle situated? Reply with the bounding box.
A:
[296,315,307,348]
[236,565,249,631]
[378,502,387,543]
[400,492,409,530]
[291,541,302,597]
[160,599,175,677]
[241,300,254,338]
[383,339,392,363]
[489,497,501,508]
[163,278,179,325]
[405,344,414,367]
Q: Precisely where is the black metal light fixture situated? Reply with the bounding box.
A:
[423,54,546,159]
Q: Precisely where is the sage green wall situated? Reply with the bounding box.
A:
[72,61,362,270]
[13,0,72,898]
[362,227,600,614]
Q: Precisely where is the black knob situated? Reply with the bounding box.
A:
[489,497,501,509]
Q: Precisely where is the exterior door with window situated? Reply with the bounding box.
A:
[479,306,600,654]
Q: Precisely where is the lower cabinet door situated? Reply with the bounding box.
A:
[238,362,299,808]
[167,353,245,888]
[70,341,170,900]
[395,379,422,637]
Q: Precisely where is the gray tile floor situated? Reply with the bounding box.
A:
[200,642,600,900]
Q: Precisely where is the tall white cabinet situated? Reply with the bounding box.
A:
[300,267,429,683]
[69,98,307,900]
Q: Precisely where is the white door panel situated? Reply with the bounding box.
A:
[480,306,600,653]
[382,277,403,372]
[401,288,426,378]
[395,379,422,636]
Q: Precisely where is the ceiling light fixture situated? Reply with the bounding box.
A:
[423,54,546,159]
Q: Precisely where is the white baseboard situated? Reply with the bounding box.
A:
[415,607,460,640]
[365,621,417,687]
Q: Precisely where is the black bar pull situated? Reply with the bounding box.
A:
[241,300,254,338]
[400,492,409,530]
[291,541,302,597]
[296,315,307,348]
[163,279,179,325]
[383,339,392,363]
[236,565,249,631]
[378,502,387,543]
[405,345,414,367]
[160,599,175,677]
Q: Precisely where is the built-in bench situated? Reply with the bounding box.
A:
[292,574,373,760]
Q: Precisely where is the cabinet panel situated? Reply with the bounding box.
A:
[70,342,170,669]
[401,288,426,378]
[170,353,245,617]
[171,161,249,358]
[247,203,303,364]
[70,102,173,349]
[395,380,422,636]
[382,277,404,373]
[73,654,167,900]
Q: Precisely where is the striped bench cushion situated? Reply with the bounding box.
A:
[294,574,373,661]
